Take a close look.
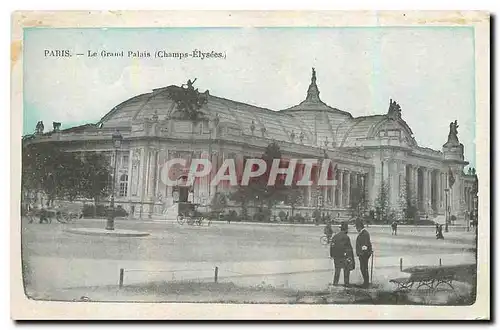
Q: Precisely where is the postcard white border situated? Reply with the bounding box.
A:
[10,10,490,320]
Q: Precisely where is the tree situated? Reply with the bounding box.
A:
[79,152,112,216]
[22,142,74,207]
[230,142,287,214]
[283,183,303,217]
[21,141,112,215]
[210,192,228,219]
[374,181,390,223]
[258,142,288,209]
[404,177,418,223]
[395,178,407,222]
[349,186,368,220]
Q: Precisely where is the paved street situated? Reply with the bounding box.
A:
[21,219,476,300]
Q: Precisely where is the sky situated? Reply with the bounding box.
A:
[23,27,476,167]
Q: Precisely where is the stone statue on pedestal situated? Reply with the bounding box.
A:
[35,121,44,134]
[446,120,460,145]
[387,99,402,120]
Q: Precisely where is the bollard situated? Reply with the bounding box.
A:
[214,266,219,283]
[400,258,403,272]
[119,268,124,288]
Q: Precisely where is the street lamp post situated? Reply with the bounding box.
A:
[444,188,450,232]
[106,130,123,231]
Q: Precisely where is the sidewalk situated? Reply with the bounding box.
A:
[27,252,475,298]
[84,217,472,231]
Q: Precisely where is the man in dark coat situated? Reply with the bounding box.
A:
[330,222,355,287]
[436,224,444,239]
[355,220,373,288]
[391,221,398,235]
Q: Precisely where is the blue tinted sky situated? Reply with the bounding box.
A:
[23,27,475,166]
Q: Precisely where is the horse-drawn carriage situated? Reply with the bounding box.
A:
[176,202,211,226]
[25,201,83,224]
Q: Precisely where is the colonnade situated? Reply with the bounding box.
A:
[121,146,468,219]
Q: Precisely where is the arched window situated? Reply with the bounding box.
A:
[119,174,128,197]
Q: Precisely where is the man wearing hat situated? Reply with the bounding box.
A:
[355,220,373,288]
[329,222,355,287]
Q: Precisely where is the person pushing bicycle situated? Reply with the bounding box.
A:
[324,221,334,243]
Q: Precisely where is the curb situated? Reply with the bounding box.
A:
[64,228,150,237]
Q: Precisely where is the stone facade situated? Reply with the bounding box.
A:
[25,69,478,222]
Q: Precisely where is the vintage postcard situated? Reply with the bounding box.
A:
[11,11,490,320]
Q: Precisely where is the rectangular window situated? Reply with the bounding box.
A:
[122,154,129,168]
[387,130,400,137]
[203,123,211,134]
[119,182,128,197]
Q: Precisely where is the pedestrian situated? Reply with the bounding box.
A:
[355,220,373,288]
[324,221,334,243]
[39,208,49,224]
[27,203,34,224]
[391,221,398,235]
[329,222,355,287]
[436,224,444,239]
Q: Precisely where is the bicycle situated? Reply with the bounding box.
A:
[56,211,81,224]
[320,235,332,246]
[177,214,186,225]
[177,204,212,227]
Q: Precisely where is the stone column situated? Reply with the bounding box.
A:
[345,170,351,208]
[316,164,322,208]
[360,173,366,197]
[145,148,155,218]
[413,165,419,209]
[426,169,431,213]
[338,170,343,208]
[422,168,429,213]
[390,160,400,208]
[438,171,445,213]
[429,170,433,213]
[329,178,335,207]
[165,150,174,208]
[149,149,160,216]
[385,160,390,206]
[127,149,133,198]
[208,150,217,201]
[154,150,161,199]
[429,170,435,213]
[396,161,406,210]
[435,171,440,212]
[430,170,434,212]
[464,187,468,212]
[469,188,473,212]
[146,149,155,198]
[323,182,328,207]
[366,166,376,208]
[138,147,148,219]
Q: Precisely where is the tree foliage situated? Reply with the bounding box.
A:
[210,192,228,216]
[349,185,368,219]
[79,152,112,205]
[374,181,390,223]
[404,177,418,223]
[283,183,303,216]
[22,142,111,207]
